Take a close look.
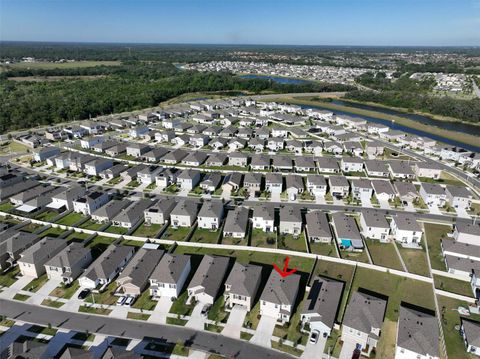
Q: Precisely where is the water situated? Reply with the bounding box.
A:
[331,100,480,136]
[239,74,312,85]
[300,103,480,152]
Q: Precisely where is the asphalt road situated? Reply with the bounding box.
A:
[0,299,292,359]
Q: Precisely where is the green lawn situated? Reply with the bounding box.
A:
[340,249,370,263]
[309,241,338,257]
[125,180,140,188]
[250,229,276,249]
[277,233,308,253]
[23,274,48,293]
[78,305,112,316]
[244,302,261,330]
[38,226,66,238]
[395,243,430,277]
[207,297,229,323]
[3,60,121,70]
[273,295,309,346]
[27,325,58,336]
[121,239,145,247]
[0,267,20,287]
[132,223,162,238]
[19,222,43,233]
[351,267,435,321]
[66,231,91,242]
[50,281,80,299]
[365,240,404,271]
[104,225,129,235]
[221,235,246,246]
[56,212,86,226]
[13,293,31,301]
[169,291,195,316]
[425,222,452,271]
[132,288,157,311]
[106,176,123,185]
[166,317,188,326]
[161,226,191,242]
[271,340,303,357]
[190,228,220,244]
[41,299,65,308]
[34,210,60,222]
[84,281,118,305]
[127,312,150,321]
[434,275,473,297]
[79,219,105,231]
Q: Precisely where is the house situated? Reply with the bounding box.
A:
[332,212,363,250]
[228,153,248,167]
[267,137,285,151]
[99,164,128,180]
[361,160,387,178]
[306,175,327,197]
[189,135,211,149]
[47,186,86,211]
[445,185,473,210]
[33,146,60,162]
[265,173,283,194]
[394,181,419,204]
[414,162,442,179]
[182,152,208,167]
[224,262,262,311]
[390,213,423,245]
[285,175,304,200]
[205,152,227,167]
[0,230,41,271]
[137,165,162,185]
[260,270,300,324]
[198,201,224,231]
[45,243,92,284]
[91,200,130,223]
[305,211,332,243]
[204,126,222,137]
[341,291,387,355]
[73,191,110,215]
[150,253,191,299]
[79,245,135,289]
[162,149,188,164]
[210,137,229,150]
[171,134,189,146]
[18,237,68,278]
[252,204,275,233]
[250,154,271,171]
[351,179,373,201]
[187,124,207,135]
[155,130,175,143]
[80,136,104,149]
[0,178,39,202]
[126,143,150,158]
[294,156,316,172]
[170,200,199,228]
[240,173,262,196]
[396,305,439,359]
[279,206,302,236]
[329,175,350,198]
[273,156,293,172]
[419,183,446,207]
[343,141,363,157]
[144,197,176,225]
[112,199,153,228]
[365,141,385,158]
[223,207,250,239]
[3,339,49,358]
[219,126,238,138]
[237,127,254,139]
[461,319,480,356]
[187,255,230,304]
[371,180,396,201]
[389,161,415,179]
[69,153,95,172]
[105,143,127,156]
[200,173,222,193]
[155,168,177,188]
[453,222,480,245]
[271,127,289,138]
[177,169,202,191]
[116,248,164,297]
[248,137,265,152]
[222,173,243,192]
[341,157,364,173]
[316,157,339,173]
[285,139,304,154]
[129,126,149,138]
[300,276,343,336]
[360,210,390,241]
[10,185,54,206]
[84,158,113,176]
[144,148,169,163]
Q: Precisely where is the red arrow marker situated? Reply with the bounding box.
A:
[273,257,297,278]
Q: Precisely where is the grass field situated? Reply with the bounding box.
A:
[250,229,276,248]
[273,294,309,346]
[41,299,65,308]
[50,281,80,299]
[79,219,105,231]
[309,241,338,257]
[0,267,20,287]
[104,225,129,235]
[365,240,404,271]
[169,291,195,316]
[66,231,91,242]
[375,319,397,359]
[425,222,452,271]
[34,210,59,222]
[13,293,31,301]
[23,274,48,293]
[127,312,150,321]
[277,233,308,253]
[434,275,474,297]
[396,244,431,277]
[190,228,220,244]
[1,61,120,71]
[161,226,191,242]
[132,288,157,311]
[78,305,112,316]
[132,223,162,238]
[84,281,118,305]
[38,226,66,238]
[56,212,86,226]
[0,141,29,155]
[339,249,370,263]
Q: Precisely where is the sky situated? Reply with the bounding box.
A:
[1,0,479,46]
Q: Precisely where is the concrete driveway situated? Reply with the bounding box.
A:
[456,208,471,219]
[338,337,358,359]
[27,278,61,305]
[250,315,277,348]
[378,199,390,209]
[222,305,247,339]
[186,302,207,331]
[0,275,33,300]
[361,198,373,208]
[301,333,327,359]
[148,296,173,324]
[428,204,442,215]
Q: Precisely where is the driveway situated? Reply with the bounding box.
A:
[428,205,442,215]
[148,296,173,324]
[27,278,61,305]
[456,208,471,219]
[0,275,33,300]
[270,192,281,202]
[186,302,207,331]
[109,305,129,319]
[361,198,373,208]
[404,201,415,212]
[315,195,326,204]
[221,305,247,339]
[338,337,358,359]
[250,315,277,348]
[301,333,327,359]
[378,199,390,209]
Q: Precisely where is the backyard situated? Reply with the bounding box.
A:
[132,223,162,238]
[277,233,308,253]
[365,240,404,271]
[309,241,338,257]
[55,212,86,226]
[425,222,452,271]
[190,228,220,244]
[395,243,431,277]
[161,226,191,242]
[250,229,276,249]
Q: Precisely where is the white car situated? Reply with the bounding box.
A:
[116,296,126,306]
[309,330,320,344]
[124,296,134,306]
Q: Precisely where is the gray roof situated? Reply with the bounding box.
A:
[328,175,349,187]
[83,245,134,281]
[198,201,224,219]
[250,154,271,167]
[285,175,304,191]
[92,200,131,220]
[224,172,243,187]
[10,185,53,203]
[171,200,199,218]
[150,253,191,284]
[0,230,39,257]
[444,254,480,274]
[351,178,372,189]
[265,172,283,184]
[397,306,439,357]
[59,347,94,359]
[224,207,250,234]
[225,262,262,297]
[200,173,222,188]
[178,168,201,180]
[294,156,316,168]
[306,175,327,187]
[343,291,387,333]
[371,180,395,196]
[442,239,480,258]
[182,151,208,164]
[19,237,67,265]
[302,276,343,328]
[280,206,302,224]
[394,181,418,198]
[332,212,362,241]
[455,221,480,236]
[112,199,153,224]
[144,197,176,218]
[305,211,332,239]
[144,147,169,160]
[244,172,263,186]
[393,213,422,232]
[446,185,472,199]
[260,270,300,305]
[6,339,48,359]
[389,161,415,175]
[45,242,91,269]
[253,204,275,222]
[361,210,390,229]
[462,319,480,348]
[0,179,39,200]
[364,160,389,173]
[52,185,86,202]
[205,152,227,166]
[420,183,445,195]
[163,149,188,162]
[273,156,293,168]
[117,248,164,288]
[188,255,230,298]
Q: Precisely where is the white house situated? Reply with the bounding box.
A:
[360,210,390,242]
[419,183,446,207]
[390,213,423,246]
[445,185,473,210]
[224,262,262,311]
[252,204,275,233]
[72,191,110,215]
[197,201,224,231]
[149,253,191,299]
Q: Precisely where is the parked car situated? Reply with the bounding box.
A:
[309,330,319,344]
[77,289,91,300]
[124,296,134,306]
[201,304,211,316]
[117,296,127,306]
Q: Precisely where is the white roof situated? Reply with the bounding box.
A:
[16,204,37,213]
[46,201,65,209]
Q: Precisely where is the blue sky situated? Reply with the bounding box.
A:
[1,0,479,46]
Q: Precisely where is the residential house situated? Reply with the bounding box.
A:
[306,175,327,197]
[47,186,86,211]
[228,153,248,167]
[0,230,40,271]
[461,319,480,356]
[205,152,227,167]
[371,180,396,202]
[265,173,283,194]
[360,210,390,241]
[389,161,415,179]
[279,206,302,236]
[99,164,128,180]
[329,176,350,198]
[390,213,423,245]
[445,185,473,210]
[155,168,177,188]
[365,141,384,158]
[364,160,390,178]
[84,158,113,177]
[394,181,419,204]
[33,146,60,162]
[200,173,222,193]
[45,243,92,284]
[170,200,199,228]
[248,137,265,152]
[252,204,275,233]
[10,185,54,206]
[112,199,153,228]
[144,148,169,163]
[18,237,68,278]
[453,222,480,245]
[285,175,304,200]
[126,143,150,158]
[414,162,442,179]
[187,255,230,304]
[198,201,224,231]
[223,207,250,239]
[224,262,262,311]
[91,200,130,223]
[243,172,263,195]
[267,137,285,152]
[294,156,316,172]
[73,191,110,215]
[222,173,243,193]
[316,157,340,173]
[419,183,446,207]
[210,137,229,150]
[250,154,270,171]
[177,169,202,191]
[273,156,293,172]
[149,253,191,299]
[332,212,363,250]
[144,197,176,225]
[343,141,363,157]
[137,166,163,185]
[162,149,188,164]
[341,157,364,173]
[105,143,127,157]
[305,211,332,243]
[351,179,373,201]
[80,136,104,149]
